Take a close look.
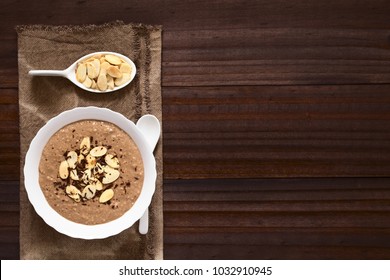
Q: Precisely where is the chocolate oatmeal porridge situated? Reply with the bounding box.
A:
[39,120,144,225]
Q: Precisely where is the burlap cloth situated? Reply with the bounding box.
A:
[16,22,163,259]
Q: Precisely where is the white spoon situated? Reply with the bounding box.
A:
[28,51,136,93]
[136,114,161,235]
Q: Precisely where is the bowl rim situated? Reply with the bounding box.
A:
[23,106,157,239]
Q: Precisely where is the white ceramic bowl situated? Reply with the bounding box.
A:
[24,107,157,239]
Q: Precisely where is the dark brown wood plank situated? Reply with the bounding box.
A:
[0,227,18,244]
[0,68,18,89]
[165,242,390,260]
[0,104,18,120]
[0,120,18,131]
[0,166,18,181]
[0,181,19,204]
[0,242,19,259]
[165,227,390,259]
[1,0,390,32]
[166,211,390,228]
[163,85,390,178]
[162,28,390,86]
[0,179,19,260]
[0,211,19,227]
[0,89,18,103]
[0,88,19,177]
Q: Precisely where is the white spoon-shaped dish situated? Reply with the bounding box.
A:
[28,51,136,93]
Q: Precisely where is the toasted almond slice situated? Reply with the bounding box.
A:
[99,61,110,76]
[107,66,122,78]
[80,137,91,155]
[66,185,80,195]
[86,62,94,79]
[59,160,69,179]
[105,154,120,169]
[92,59,100,77]
[66,151,78,169]
[77,154,85,164]
[90,146,107,157]
[87,62,97,79]
[99,189,114,203]
[70,169,79,181]
[97,74,107,91]
[69,194,81,202]
[114,73,131,86]
[86,154,96,169]
[120,62,132,74]
[107,75,114,89]
[76,63,87,83]
[82,184,96,200]
[85,57,95,63]
[97,162,104,173]
[99,68,106,77]
[91,79,97,89]
[83,76,93,88]
[89,177,103,191]
[100,61,110,70]
[105,54,122,65]
[92,54,102,60]
[66,185,81,202]
[92,162,104,175]
[102,166,120,184]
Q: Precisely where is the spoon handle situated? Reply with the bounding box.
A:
[29,70,67,77]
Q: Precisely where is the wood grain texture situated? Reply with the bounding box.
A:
[163,85,390,178]
[1,0,390,259]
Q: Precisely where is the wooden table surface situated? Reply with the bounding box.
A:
[1,0,390,259]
